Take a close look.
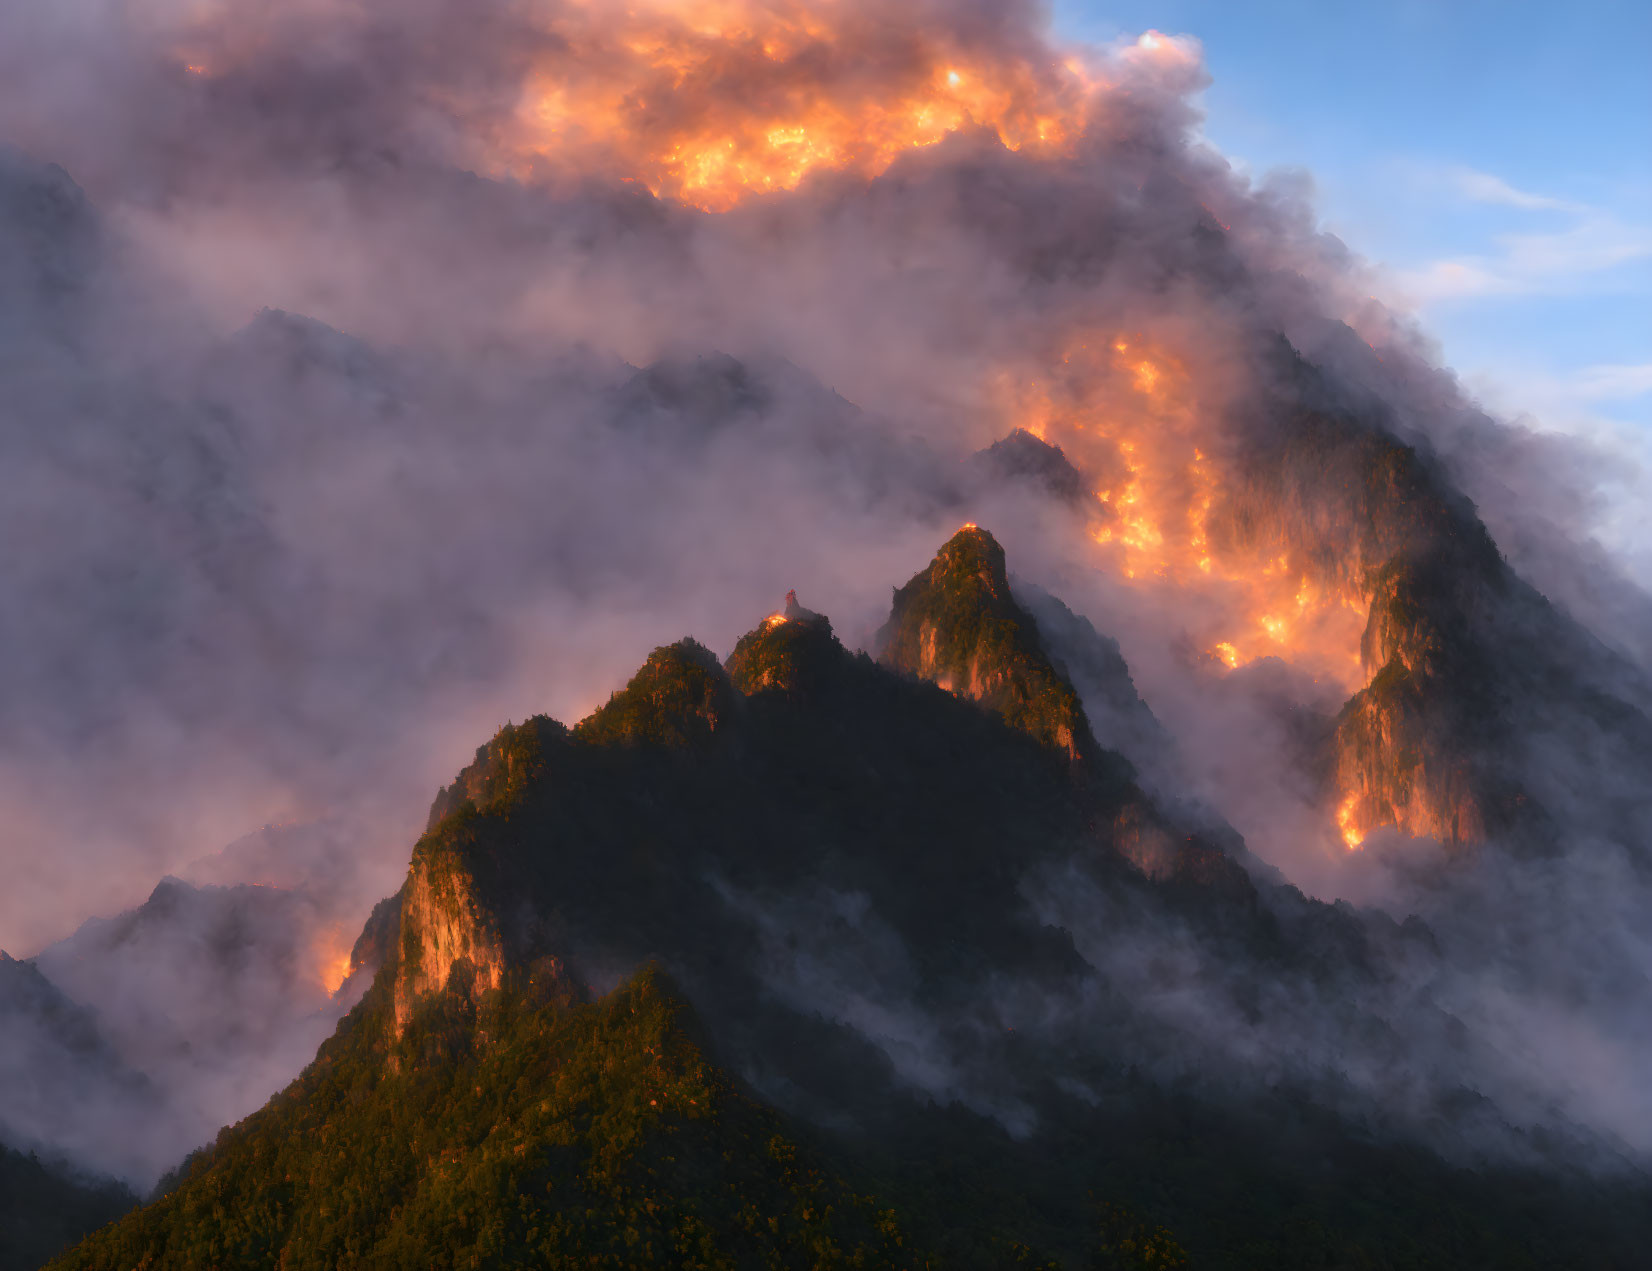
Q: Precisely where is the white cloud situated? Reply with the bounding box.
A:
[1387,168,1652,304]
[1574,362,1652,402]
[1449,166,1581,213]
[1394,211,1652,302]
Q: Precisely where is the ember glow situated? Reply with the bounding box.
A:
[92,0,1415,865]
[316,931,354,996]
[1005,332,1370,696]
[495,0,1102,208]
[1336,792,1366,850]
[0,0,1648,1216]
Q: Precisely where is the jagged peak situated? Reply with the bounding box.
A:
[0,148,100,310]
[232,308,391,382]
[877,525,1094,763]
[726,591,844,697]
[426,715,567,830]
[968,429,1091,506]
[931,523,1013,598]
[145,875,191,902]
[782,587,821,624]
[574,638,735,748]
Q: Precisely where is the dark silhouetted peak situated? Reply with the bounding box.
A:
[0,949,66,1012]
[0,946,126,1075]
[968,428,1091,506]
[229,308,395,393]
[877,525,1094,762]
[0,149,99,320]
[574,639,735,748]
[612,352,771,441]
[725,593,843,697]
[142,875,191,912]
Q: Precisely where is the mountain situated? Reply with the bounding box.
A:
[875,525,1243,888]
[1219,344,1652,853]
[876,525,1100,765]
[965,429,1094,509]
[0,147,99,340]
[53,527,1652,1269]
[5,13,1651,1268]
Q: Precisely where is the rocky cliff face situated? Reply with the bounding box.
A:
[392,847,507,1033]
[874,525,1253,891]
[876,525,1095,763]
[393,646,741,1032]
[1332,668,1491,848]
[1328,546,1513,848]
[396,718,567,1032]
[1199,348,1568,850]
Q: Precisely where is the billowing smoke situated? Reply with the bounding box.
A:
[0,0,1646,1189]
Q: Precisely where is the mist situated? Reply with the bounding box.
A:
[0,0,1647,1192]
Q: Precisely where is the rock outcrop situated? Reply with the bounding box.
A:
[876,525,1095,763]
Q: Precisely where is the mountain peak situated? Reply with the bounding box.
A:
[781,587,816,622]
[0,149,99,322]
[725,592,842,697]
[573,639,734,749]
[936,522,1012,595]
[968,430,1091,506]
[877,525,1093,763]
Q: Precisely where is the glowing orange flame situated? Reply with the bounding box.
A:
[1006,331,1370,691]
[498,0,1100,209]
[314,929,354,995]
[1336,792,1366,850]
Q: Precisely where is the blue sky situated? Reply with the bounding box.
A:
[1054,1,1652,481]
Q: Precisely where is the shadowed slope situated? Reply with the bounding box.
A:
[50,968,916,1270]
[0,1145,133,1271]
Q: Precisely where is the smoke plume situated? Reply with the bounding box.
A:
[0,0,1646,1188]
